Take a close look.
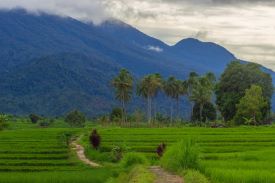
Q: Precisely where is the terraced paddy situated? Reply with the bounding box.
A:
[97,127,275,183]
[0,128,113,183]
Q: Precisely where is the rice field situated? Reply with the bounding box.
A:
[2,123,275,183]
[97,127,275,183]
[0,128,113,183]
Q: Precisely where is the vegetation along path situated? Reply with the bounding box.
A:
[71,140,101,168]
[149,166,183,183]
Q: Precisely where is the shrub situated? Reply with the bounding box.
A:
[183,169,210,183]
[161,139,199,172]
[120,153,148,169]
[111,143,131,162]
[111,146,123,162]
[89,129,101,150]
[156,143,166,157]
[29,114,41,123]
[192,102,216,122]
[110,107,123,122]
[0,114,8,130]
[39,120,50,127]
[65,110,86,127]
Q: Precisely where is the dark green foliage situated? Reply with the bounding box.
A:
[89,129,101,150]
[155,113,169,123]
[29,114,41,124]
[64,110,86,127]
[216,61,273,121]
[0,114,8,130]
[110,107,123,122]
[192,102,217,122]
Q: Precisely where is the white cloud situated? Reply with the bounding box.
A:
[147,45,163,52]
[0,0,110,24]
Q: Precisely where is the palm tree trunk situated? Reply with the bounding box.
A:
[170,100,173,124]
[190,101,194,121]
[176,98,179,120]
[122,95,126,125]
[199,103,203,124]
[147,96,151,124]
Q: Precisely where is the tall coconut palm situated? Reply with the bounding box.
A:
[137,73,162,123]
[190,74,215,123]
[112,69,133,123]
[164,77,187,122]
[187,72,199,118]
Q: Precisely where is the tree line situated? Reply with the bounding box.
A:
[112,61,274,126]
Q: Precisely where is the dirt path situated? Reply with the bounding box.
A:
[149,166,183,183]
[71,141,101,168]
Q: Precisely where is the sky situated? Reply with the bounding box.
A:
[0,0,274,71]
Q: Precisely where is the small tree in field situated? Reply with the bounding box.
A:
[29,114,41,124]
[89,129,101,150]
[65,110,86,127]
[234,85,268,125]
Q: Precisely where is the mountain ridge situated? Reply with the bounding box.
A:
[0,9,274,116]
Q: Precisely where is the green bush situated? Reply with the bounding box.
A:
[0,114,8,130]
[120,153,148,169]
[183,169,210,183]
[110,107,123,122]
[29,114,41,124]
[161,139,199,172]
[65,110,86,127]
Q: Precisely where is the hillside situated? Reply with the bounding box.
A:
[0,9,274,116]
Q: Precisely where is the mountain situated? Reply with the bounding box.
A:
[0,9,274,116]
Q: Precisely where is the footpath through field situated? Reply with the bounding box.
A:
[149,166,183,183]
[71,141,101,168]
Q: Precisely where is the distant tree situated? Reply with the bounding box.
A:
[0,114,8,130]
[190,73,215,122]
[112,69,133,123]
[234,85,268,125]
[216,61,273,121]
[29,114,41,124]
[65,110,86,127]
[187,72,199,117]
[137,73,163,123]
[163,77,187,122]
[110,107,123,122]
[89,129,101,150]
[192,102,217,122]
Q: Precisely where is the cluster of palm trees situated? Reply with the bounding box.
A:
[111,69,216,124]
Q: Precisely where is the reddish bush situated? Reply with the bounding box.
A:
[89,129,101,150]
[156,143,166,157]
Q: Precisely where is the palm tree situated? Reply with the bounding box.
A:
[112,69,133,123]
[190,74,215,123]
[164,77,188,122]
[187,72,199,118]
[137,73,162,124]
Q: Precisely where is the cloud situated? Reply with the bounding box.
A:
[147,45,163,52]
[0,0,274,70]
[0,0,110,24]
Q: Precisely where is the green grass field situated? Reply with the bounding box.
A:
[0,126,114,183]
[95,127,275,183]
[2,120,275,183]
